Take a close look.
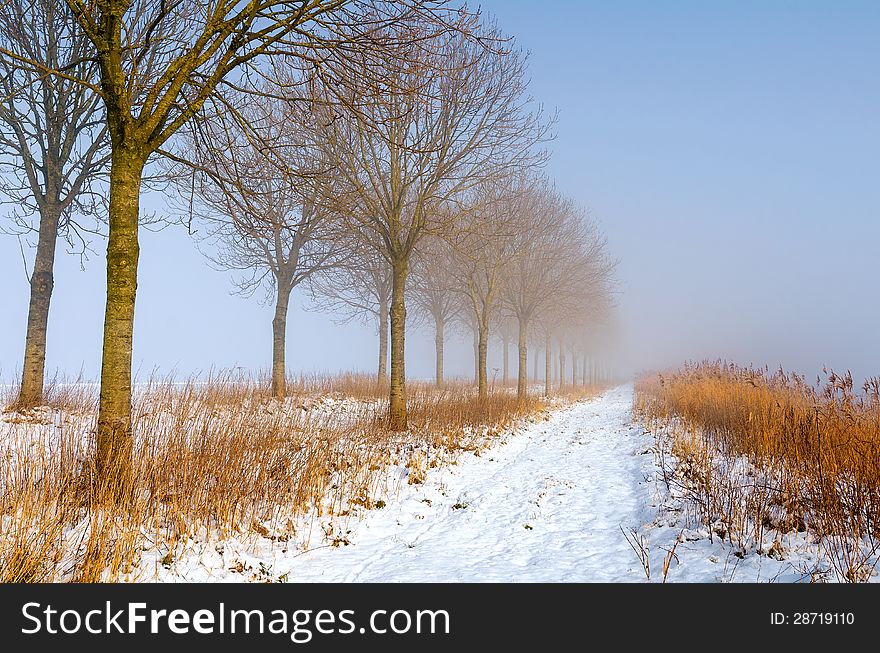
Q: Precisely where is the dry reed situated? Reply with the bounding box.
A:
[636,361,880,582]
[1,372,596,582]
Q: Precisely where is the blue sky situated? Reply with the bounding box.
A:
[1,1,878,383]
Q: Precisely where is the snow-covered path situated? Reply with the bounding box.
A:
[283,385,655,582]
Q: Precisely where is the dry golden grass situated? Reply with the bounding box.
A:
[0,372,601,582]
[636,361,880,582]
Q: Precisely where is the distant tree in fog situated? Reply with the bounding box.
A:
[410,236,462,386]
[307,240,393,384]
[502,178,616,398]
[449,181,524,400]
[172,90,347,399]
[315,17,549,428]
[0,0,109,408]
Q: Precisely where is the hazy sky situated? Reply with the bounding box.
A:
[1,1,878,383]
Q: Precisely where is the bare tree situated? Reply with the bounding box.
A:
[1,0,464,490]
[0,0,109,407]
[173,89,346,399]
[498,316,516,386]
[449,183,523,400]
[501,178,561,398]
[564,232,617,387]
[318,19,548,428]
[503,179,616,398]
[410,235,462,386]
[542,323,554,397]
[573,288,616,386]
[307,239,393,384]
[558,335,566,390]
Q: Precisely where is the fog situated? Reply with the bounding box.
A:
[496,0,880,383]
[1,1,878,385]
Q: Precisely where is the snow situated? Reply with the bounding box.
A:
[153,384,836,583]
[268,385,655,582]
[8,383,856,582]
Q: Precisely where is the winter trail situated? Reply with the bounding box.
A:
[287,385,655,582]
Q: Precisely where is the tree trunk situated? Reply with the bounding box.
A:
[96,147,147,498]
[502,330,509,386]
[271,285,292,399]
[477,319,489,400]
[582,351,588,386]
[533,347,539,384]
[571,345,577,386]
[388,260,408,430]
[544,332,552,397]
[559,344,565,391]
[472,323,479,386]
[434,312,444,387]
[517,317,527,399]
[17,203,62,408]
[377,296,389,384]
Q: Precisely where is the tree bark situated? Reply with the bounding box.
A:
[477,319,489,400]
[377,296,388,384]
[434,313,444,387]
[388,260,408,430]
[17,203,62,407]
[517,317,527,399]
[271,285,292,399]
[96,146,147,497]
[544,332,552,397]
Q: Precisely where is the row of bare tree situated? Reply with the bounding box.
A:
[0,0,615,497]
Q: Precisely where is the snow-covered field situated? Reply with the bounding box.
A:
[148,385,838,583]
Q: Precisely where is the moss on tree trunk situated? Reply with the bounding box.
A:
[378,296,389,385]
[477,321,489,400]
[388,260,408,430]
[96,147,146,499]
